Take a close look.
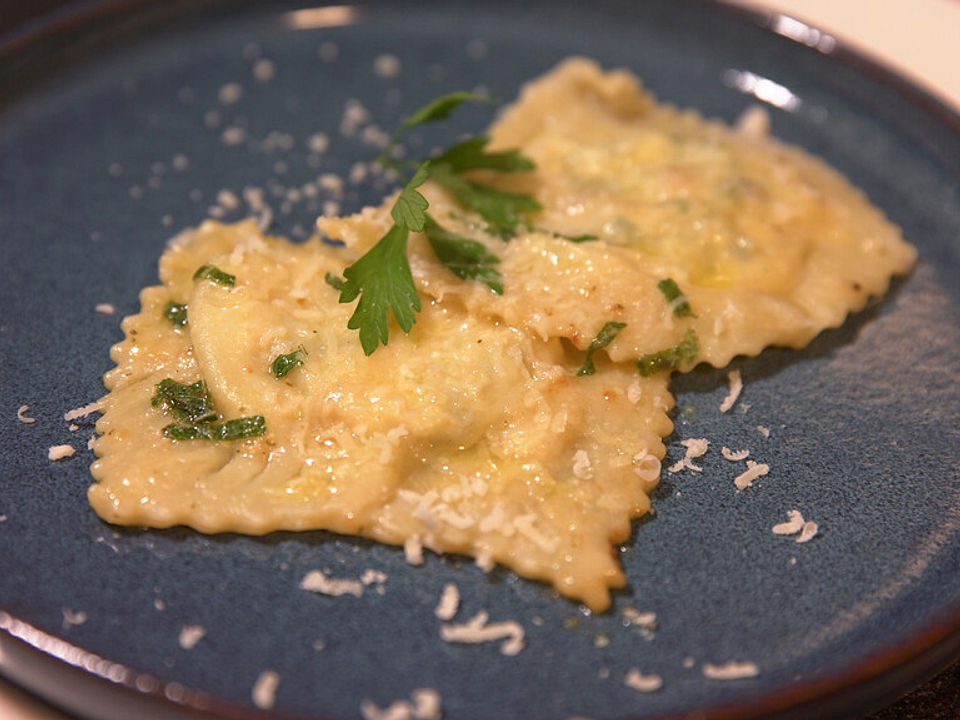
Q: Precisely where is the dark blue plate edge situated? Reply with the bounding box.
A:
[2,1,960,719]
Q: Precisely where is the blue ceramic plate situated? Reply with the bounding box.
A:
[2,2,960,719]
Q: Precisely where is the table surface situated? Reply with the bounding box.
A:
[2,0,959,718]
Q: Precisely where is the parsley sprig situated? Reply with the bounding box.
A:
[339,92,539,354]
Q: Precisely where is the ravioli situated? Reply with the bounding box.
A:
[90,59,914,611]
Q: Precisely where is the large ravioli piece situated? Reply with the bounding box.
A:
[91,221,673,611]
[321,59,915,368]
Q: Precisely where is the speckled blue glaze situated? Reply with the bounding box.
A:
[2,2,960,719]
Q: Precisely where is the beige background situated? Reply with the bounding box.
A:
[3,0,959,717]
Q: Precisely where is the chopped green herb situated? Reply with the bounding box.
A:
[578,321,626,376]
[163,415,266,441]
[391,162,431,232]
[557,233,598,243]
[324,272,344,291]
[636,329,699,376]
[345,90,538,353]
[430,163,541,239]
[424,216,503,294]
[271,347,306,379]
[657,278,694,317]
[193,264,235,286]
[163,301,188,327]
[151,379,217,424]
[339,223,420,356]
[433,135,535,174]
[153,378,266,441]
[377,91,493,169]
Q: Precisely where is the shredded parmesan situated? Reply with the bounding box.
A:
[360,688,441,720]
[403,535,424,565]
[721,447,749,462]
[95,303,116,315]
[797,521,819,543]
[178,625,206,649]
[756,425,771,438]
[440,611,525,656]
[772,510,805,535]
[299,569,364,597]
[16,405,36,424]
[361,569,388,586]
[702,661,760,680]
[61,609,87,628]
[434,583,460,621]
[48,444,75,461]
[668,438,709,473]
[63,401,99,422]
[624,668,663,693]
[251,670,279,710]
[734,460,769,490]
[719,369,742,412]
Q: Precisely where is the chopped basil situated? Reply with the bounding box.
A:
[636,329,699,376]
[578,321,626,376]
[163,301,188,327]
[657,278,694,317]
[193,264,235,286]
[271,347,306,379]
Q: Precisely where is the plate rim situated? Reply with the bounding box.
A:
[2,1,960,718]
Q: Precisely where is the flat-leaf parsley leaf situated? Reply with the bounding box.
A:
[423,216,503,294]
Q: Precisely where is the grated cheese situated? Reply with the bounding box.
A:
[624,668,663,693]
[373,54,402,78]
[217,82,243,105]
[178,625,206,649]
[95,303,116,315]
[718,369,742,413]
[64,401,99,422]
[299,569,364,597]
[251,670,279,710]
[772,510,805,535]
[756,425,771,438]
[702,661,760,680]
[668,438,709,473]
[360,688,441,720]
[221,126,247,146]
[734,460,769,490]
[797,521,819,544]
[571,449,593,480]
[61,608,87,628]
[16,405,36,424]
[434,583,460,621]
[48,444,76,461]
[440,611,525,656]
[721,447,750,462]
[252,58,276,83]
[217,189,240,210]
[403,535,424,565]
